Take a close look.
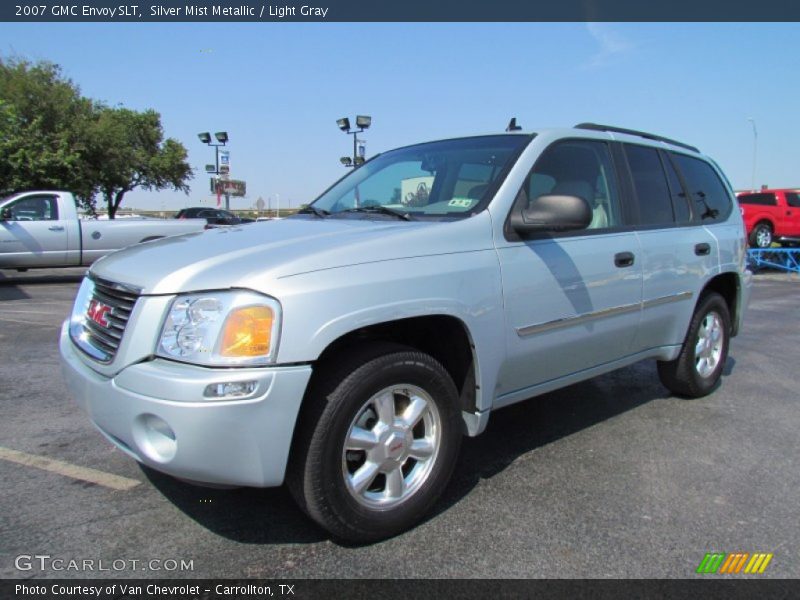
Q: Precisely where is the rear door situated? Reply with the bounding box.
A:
[618,145,710,352]
[494,139,643,405]
[0,194,71,268]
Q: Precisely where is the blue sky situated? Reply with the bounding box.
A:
[2,22,798,211]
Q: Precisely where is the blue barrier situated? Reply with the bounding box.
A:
[747,248,800,274]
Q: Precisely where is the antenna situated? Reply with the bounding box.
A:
[506,117,522,132]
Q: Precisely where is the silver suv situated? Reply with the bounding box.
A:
[61,123,751,542]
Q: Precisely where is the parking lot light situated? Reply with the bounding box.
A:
[337,115,371,168]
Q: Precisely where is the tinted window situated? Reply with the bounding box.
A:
[522,140,622,230]
[671,153,732,222]
[737,193,777,206]
[662,153,691,222]
[624,145,674,226]
[785,192,800,208]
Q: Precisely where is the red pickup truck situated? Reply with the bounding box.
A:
[737,188,800,247]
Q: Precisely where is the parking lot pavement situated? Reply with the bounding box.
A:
[0,269,798,579]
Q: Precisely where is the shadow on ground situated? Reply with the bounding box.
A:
[0,270,83,301]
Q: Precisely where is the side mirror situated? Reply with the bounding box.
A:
[510,194,592,234]
[0,207,12,221]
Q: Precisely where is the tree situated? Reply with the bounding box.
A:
[0,57,193,217]
[0,58,97,210]
[85,107,193,218]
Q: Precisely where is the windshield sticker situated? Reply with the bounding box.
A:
[448,198,475,208]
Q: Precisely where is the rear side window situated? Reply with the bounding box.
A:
[662,154,692,223]
[671,153,732,222]
[737,193,777,206]
[624,144,674,226]
[785,192,800,208]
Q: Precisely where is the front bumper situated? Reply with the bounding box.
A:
[59,322,312,487]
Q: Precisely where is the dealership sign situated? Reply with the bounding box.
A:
[214,179,246,197]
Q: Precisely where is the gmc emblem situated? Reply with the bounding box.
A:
[87,299,112,328]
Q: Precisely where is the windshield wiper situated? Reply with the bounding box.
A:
[339,206,413,221]
[296,205,330,218]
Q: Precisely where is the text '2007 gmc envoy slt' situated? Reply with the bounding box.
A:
[60,123,751,542]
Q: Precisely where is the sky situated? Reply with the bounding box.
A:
[2,22,799,211]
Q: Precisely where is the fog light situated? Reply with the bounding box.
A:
[133,414,177,463]
[204,380,258,399]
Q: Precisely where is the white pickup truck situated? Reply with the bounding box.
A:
[0,191,206,270]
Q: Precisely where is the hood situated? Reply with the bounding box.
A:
[89,214,494,295]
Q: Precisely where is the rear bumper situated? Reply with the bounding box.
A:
[59,322,312,487]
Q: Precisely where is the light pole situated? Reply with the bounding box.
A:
[747,118,757,192]
[337,115,371,168]
[198,131,229,208]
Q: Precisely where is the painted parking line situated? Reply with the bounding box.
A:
[0,316,57,327]
[0,446,140,491]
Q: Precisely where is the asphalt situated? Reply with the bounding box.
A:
[0,266,798,579]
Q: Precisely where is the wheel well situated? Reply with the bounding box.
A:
[753,220,773,232]
[312,315,477,414]
[701,273,739,335]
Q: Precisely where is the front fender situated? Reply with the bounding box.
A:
[274,251,506,414]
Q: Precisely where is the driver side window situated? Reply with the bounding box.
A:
[523,140,621,230]
[6,195,59,221]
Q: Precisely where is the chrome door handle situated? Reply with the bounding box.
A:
[48,225,65,231]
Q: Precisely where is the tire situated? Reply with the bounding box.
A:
[657,292,731,398]
[749,222,773,248]
[287,343,463,543]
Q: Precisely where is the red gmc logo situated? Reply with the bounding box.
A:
[87,299,112,328]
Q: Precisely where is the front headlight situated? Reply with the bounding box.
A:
[157,290,281,366]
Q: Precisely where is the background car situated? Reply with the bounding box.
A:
[736,189,800,247]
[175,207,254,227]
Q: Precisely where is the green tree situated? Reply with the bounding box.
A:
[0,57,193,218]
[85,107,192,218]
[0,58,97,210]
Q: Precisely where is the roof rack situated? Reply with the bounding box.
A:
[574,122,699,153]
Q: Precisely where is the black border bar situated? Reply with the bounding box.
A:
[3,0,800,22]
[2,579,799,600]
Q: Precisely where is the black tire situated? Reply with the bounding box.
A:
[287,343,463,543]
[657,292,731,398]
[749,222,773,248]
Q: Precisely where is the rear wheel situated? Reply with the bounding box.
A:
[657,292,730,398]
[749,222,773,248]
[287,344,462,543]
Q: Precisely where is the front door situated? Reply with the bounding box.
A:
[494,139,643,406]
[0,194,69,268]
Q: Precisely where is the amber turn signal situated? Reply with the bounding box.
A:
[220,306,273,357]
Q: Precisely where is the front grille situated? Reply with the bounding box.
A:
[72,276,140,363]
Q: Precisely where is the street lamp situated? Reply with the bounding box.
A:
[747,118,758,192]
[337,115,371,168]
[198,130,229,208]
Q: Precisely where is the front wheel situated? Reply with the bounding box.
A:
[657,292,731,398]
[287,345,462,543]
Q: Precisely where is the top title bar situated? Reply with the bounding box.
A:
[3,0,800,22]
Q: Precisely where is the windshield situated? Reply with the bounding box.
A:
[309,135,531,219]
